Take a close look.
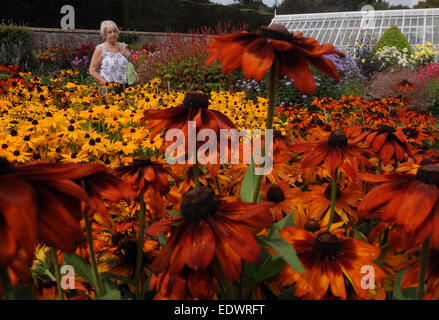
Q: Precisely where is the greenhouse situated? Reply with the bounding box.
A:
[271,8,439,52]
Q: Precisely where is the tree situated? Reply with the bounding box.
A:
[415,0,439,8]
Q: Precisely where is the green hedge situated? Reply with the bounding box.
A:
[373,25,413,55]
[0,0,272,32]
[0,22,36,69]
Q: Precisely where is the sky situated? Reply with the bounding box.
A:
[210,0,420,8]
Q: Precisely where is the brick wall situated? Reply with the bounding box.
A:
[28,27,196,50]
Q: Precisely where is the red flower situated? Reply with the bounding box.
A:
[146,188,273,282]
[358,164,439,249]
[205,24,344,95]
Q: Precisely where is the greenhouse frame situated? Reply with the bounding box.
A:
[271,8,439,53]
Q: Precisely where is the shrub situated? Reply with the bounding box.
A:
[368,68,432,111]
[34,45,72,74]
[0,21,36,70]
[373,25,413,56]
[118,30,139,44]
[373,46,415,72]
[133,22,247,92]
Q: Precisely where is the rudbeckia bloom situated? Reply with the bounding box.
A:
[291,128,369,179]
[205,24,345,95]
[358,164,439,249]
[146,187,273,282]
[393,79,417,94]
[0,158,95,266]
[76,163,137,225]
[141,92,236,155]
[278,227,386,299]
[113,158,173,195]
[363,125,413,166]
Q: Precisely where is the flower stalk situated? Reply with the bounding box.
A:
[83,207,104,298]
[136,188,146,300]
[326,172,338,232]
[417,236,431,300]
[251,58,279,203]
[50,248,64,300]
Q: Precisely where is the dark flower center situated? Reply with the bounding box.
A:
[0,157,12,175]
[258,24,293,42]
[183,92,209,109]
[312,232,341,258]
[266,184,285,203]
[420,157,433,166]
[118,240,144,268]
[415,164,439,186]
[324,183,341,200]
[378,125,396,133]
[133,157,152,167]
[304,219,321,232]
[403,127,418,139]
[180,187,220,223]
[328,129,347,148]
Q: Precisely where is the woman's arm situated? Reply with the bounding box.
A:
[89,46,107,84]
[120,43,132,61]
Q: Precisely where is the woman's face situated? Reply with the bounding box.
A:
[105,28,118,42]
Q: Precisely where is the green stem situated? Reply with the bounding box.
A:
[417,236,431,300]
[326,173,338,232]
[377,159,382,175]
[83,208,104,298]
[193,163,201,188]
[0,267,11,299]
[136,188,146,300]
[251,58,278,204]
[50,248,64,300]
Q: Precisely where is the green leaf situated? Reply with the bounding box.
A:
[6,285,36,300]
[253,249,285,284]
[278,285,299,300]
[101,279,121,300]
[167,210,180,217]
[260,213,305,273]
[100,272,136,287]
[393,268,418,300]
[158,233,168,248]
[240,161,260,203]
[63,252,97,290]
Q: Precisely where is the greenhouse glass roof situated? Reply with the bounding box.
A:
[271,8,439,52]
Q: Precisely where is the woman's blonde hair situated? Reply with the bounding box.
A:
[100,20,119,39]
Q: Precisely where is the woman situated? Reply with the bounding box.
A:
[89,20,131,94]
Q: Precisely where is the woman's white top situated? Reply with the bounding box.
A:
[97,43,128,84]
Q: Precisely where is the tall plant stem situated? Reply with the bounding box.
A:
[417,236,431,300]
[326,172,338,232]
[251,58,279,203]
[136,188,146,300]
[0,267,11,299]
[50,248,64,300]
[83,208,104,298]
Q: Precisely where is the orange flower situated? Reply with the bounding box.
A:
[77,163,137,224]
[146,187,273,282]
[278,227,386,299]
[393,79,417,94]
[402,250,439,299]
[205,24,345,95]
[141,92,236,155]
[358,165,439,249]
[0,158,96,266]
[291,128,369,179]
[301,181,362,225]
[114,158,173,195]
[363,125,413,165]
